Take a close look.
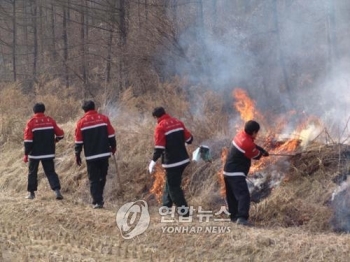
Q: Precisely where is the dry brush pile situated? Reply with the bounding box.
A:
[248,142,350,232]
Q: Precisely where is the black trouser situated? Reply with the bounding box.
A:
[27,159,61,192]
[86,158,109,205]
[162,164,188,211]
[224,175,250,221]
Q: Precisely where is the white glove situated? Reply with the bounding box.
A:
[148,160,156,174]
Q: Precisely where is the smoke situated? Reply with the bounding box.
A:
[299,124,324,149]
[302,66,350,141]
[158,2,350,232]
[160,0,350,138]
[174,27,254,89]
[100,101,121,122]
[330,179,350,232]
[99,100,154,138]
[248,170,284,203]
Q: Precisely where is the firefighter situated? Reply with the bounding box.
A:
[223,120,269,225]
[148,107,193,216]
[74,100,116,209]
[23,103,64,200]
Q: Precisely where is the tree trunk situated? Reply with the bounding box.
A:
[117,0,127,91]
[81,0,87,93]
[212,0,217,26]
[145,0,148,22]
[198,0,204,30]
[138,0,142,28]
[106,23,114,84]
[106,0,117,84]
[32,0,38,80]
[326,0,338,73]
[63,3,69,88]
[12,0,17,81]
[118,0,127,46]
[23,0,30,71]
[272,0,293,108]
[51,3,57,60]
[39,2,43,58]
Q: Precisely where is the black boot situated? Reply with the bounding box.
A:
[93,202,104,209]
[55,189,63,200]
[25,192,35,200]
[236,217,250,226]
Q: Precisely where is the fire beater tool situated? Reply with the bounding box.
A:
[269,153,298,157]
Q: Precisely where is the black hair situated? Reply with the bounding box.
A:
[33,103,45,113]
[152,107,166,118]
[82,100,95,112]
[244,120,260,135]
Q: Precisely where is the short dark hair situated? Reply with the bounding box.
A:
[244,120,260,135]
[152,107,166,118]
[82,100,95,112]
[33,103,45,113]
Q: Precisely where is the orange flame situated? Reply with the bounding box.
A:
[276,139,300,153]
[150,165,165,203]
[229,87,317,175]
[233,88,259,122]
[218,147,228,197]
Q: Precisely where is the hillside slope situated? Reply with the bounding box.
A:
[1,88,350,261]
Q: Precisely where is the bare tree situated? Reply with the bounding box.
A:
[50,2,57,61]
[80,0,87,92]
[30,0,38,80]
[272,0,293,108]
[212,0,217,26]
[62,1,69,88]
[117,0,128,91]
[106,0,117,84]
[145,0,148,22]
[12,0,17,81]
[326,0,339,73]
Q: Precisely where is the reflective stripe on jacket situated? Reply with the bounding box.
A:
[24,113,64,159]
[224,130,261,176]
[75,110,116,161]
[152,114,193,168]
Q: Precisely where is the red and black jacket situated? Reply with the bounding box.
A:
[152,114,193,169]
[224,130,263,177]
[75,110,116,161]
[24,113,64,160]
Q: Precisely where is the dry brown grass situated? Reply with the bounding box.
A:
[1,81,350,261]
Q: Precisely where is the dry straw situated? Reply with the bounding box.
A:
[2,80,350,260]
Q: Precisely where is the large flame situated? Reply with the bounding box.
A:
[233,88,261,122]
[151,88,324,202]
[220,87,324,194]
